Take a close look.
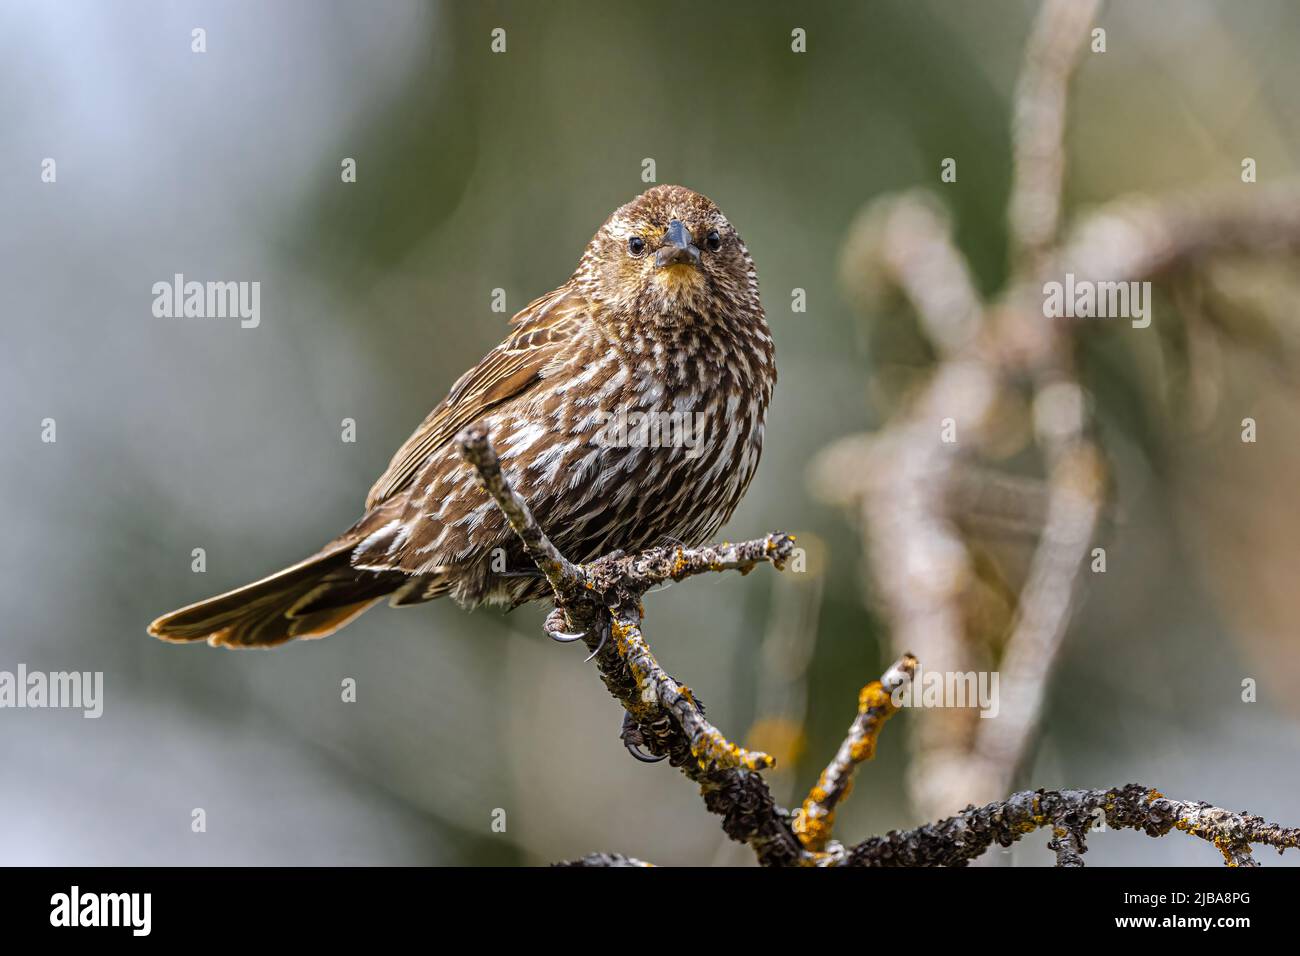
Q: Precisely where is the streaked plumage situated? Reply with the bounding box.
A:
[149,185,775,647]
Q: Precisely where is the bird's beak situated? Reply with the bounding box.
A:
[655,219,701,269]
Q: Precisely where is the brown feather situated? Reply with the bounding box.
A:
[365,286,582,508]
[149,185,775,646]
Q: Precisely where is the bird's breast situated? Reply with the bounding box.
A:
[488,316,772,556]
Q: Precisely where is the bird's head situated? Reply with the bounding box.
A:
[576,185,759,326]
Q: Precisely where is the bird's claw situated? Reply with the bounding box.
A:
[544,608,610,660]
[626,742,666,763]
[544,607,586,643]
[620,712,667,763]
[583,616,611,662]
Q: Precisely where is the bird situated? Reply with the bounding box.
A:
[149,184,776,648]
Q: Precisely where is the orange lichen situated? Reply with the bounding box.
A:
[848,738,877,762]
[792,670,913,852]
[689,729,774,772]
[792,806,836,851]
[610,619,636,658]
[858,680,896,715]
[1171,815,1245,866]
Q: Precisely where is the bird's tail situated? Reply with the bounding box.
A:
[147,544,406,648]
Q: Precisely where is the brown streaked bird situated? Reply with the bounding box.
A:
[149,185,775,648]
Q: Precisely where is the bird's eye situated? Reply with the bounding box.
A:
[627,236,646,257]
[705,229,722,252]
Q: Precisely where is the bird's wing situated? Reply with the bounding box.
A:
[365,284,587,509]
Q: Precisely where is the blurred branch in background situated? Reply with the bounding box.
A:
[813,0,1300,836]
[745,533,826,794]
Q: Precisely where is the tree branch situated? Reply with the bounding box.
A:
[846,784,1300,868]
[458,426,808,865]
[462,429,1298,868]
[459,424,584,602]
[793,653,917,857]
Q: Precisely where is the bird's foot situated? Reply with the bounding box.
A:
[544,606,609,662]
[544,607,586,644]
[620,712,667,763]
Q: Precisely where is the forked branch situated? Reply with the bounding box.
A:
[460,427,1299,868]
[459,425,807,865]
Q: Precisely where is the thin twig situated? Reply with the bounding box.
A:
[608,604,773,773]
[459,423,584,601]
[793,654,918,856]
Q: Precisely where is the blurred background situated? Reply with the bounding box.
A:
[2,0,1298,866]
